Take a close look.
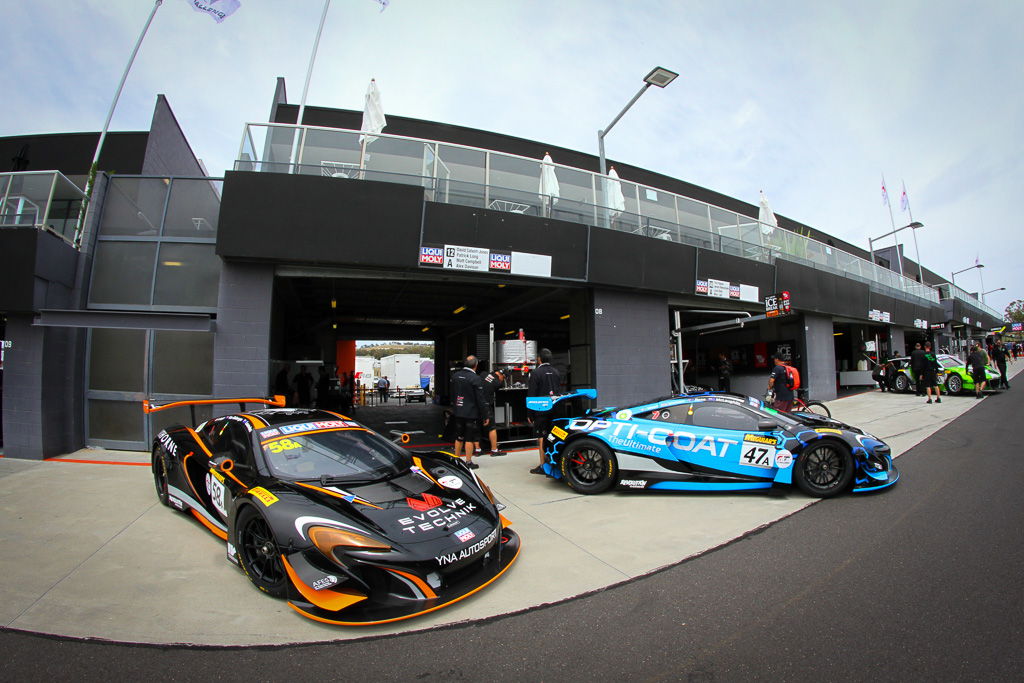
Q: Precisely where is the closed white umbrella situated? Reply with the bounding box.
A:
[607,166,626,217]
[539,153,560,205]
[360,78,387,145]
[758,190,778,235]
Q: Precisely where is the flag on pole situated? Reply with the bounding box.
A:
[374,0,389,11]
[881,177,889,206]
[900,181,909,212]
[185,0,241,24]
[360,79,387,145]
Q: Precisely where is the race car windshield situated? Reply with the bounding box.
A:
[261,428,408,482]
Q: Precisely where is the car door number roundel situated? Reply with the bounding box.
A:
[206,470,228,517]
[740,443,776,469]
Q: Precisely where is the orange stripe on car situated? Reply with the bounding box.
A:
[286,542,522,626]
[412,457,441,486]
[190,509,228,540]
[281,556,368,612]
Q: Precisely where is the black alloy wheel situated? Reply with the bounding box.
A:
[560,438,618,494]
[152,449,172,507]
[794,441,853,498]
[237,506,288,598]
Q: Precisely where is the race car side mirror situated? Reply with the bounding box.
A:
[757,419,778,432]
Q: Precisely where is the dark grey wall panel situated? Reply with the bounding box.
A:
[218,171,425,267]
[592,289,671,407]
[588,229,697,292]
[141,95,206,177]
[776,260,870,319]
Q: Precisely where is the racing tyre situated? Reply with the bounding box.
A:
[794,441,853,498]
[560,438,617,494]
[236,506,289,598]
[152,448,172,508]
[893,373,910,393]
[946,374,963,395]
[803,401,832,418]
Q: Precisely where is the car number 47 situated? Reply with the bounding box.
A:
[740,444,774,469]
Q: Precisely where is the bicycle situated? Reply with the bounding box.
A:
[792,388,831,418]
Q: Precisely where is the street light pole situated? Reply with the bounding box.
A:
[596,67,677,226]
[982,287,1005,303]
[951,263,984,288]
[868,221,923,275]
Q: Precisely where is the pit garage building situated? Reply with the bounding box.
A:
[0,84,1003,459]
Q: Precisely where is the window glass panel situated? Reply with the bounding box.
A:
[88,399,145,442]
[152,331,214,394]
[300,127,361,177]
[163,178,222,236]
[362,137,429,181]
[89,241,157,305]
[691,403,758,431]
[153,243,220,307]
[89,328,146,392]
[489,154,541,194]
[100,178,168,236]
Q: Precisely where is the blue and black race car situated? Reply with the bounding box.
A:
[539,391,898,498]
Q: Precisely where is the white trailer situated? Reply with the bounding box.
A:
[379,354,422,388]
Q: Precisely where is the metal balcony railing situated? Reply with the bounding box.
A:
[0,171,86,247]
[235,123,939,305]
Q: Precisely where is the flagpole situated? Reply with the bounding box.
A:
[291,0,332,173]
[882,175,904,277]
[90,0,164,171]
[902,180,924,283]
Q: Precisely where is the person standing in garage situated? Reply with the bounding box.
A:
[479,366,506,456]
[767,353,794,411]
[451,355,487,469]
[528,348,561,474]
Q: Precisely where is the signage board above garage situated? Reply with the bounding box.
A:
[764,291,792,318]
[419,244,552,278]
[695,278,759,303]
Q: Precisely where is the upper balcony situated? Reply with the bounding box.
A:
[235,123,939,306]
[0,170,86,247]
[935,282,1002,321]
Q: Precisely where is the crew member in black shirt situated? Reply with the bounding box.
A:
[527,348,561,474]
[766,353,793,411]
[451,355,487,469]
[990,340,1011,390]
[479,367,506,456]
[967,343,989,399]
[909,342,926,396]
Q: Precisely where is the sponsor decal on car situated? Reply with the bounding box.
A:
[568,418,739,458]
[815,428,843,435]
[249,486,279,507]
[398,498,477,534]
[435,528,498,567]
[454,527,476,542]
[773,450,793,468]
[259,428,280,439]
[157,429,178,456]
[407,493,443,511]
[224,414,253,431]
[550,426,568,440]
[168,494,184,510]
[312,575,340,591]
[743,434,778,445]
[438,475,463,490]
[615,409,633,420]
[619,479,648,488]
[278,420,358,435]
[206,469,228,516]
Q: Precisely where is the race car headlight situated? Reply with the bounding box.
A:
[308,526,391,556]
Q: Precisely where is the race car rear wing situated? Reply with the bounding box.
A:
[525,388,597,412]
[142,395,287,424]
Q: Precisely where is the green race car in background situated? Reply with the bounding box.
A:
[935,353,1000,395]
[890,353,999,395]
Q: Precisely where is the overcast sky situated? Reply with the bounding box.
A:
[3,0,1021,316]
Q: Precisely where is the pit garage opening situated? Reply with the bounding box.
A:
[268,268,586,447]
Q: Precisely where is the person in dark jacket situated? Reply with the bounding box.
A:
[451,355,487,469]
[921,342,942,404]
[909,342,926,396]
[990,340,1011,390]
[967,343,990,398]
[527,348,561,474]
[716,351,732,392]
[479,367,506,456]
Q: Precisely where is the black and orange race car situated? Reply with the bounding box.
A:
[144,396,519,626]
